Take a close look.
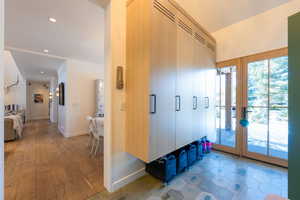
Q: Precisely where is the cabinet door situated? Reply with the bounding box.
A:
[175,22,194,148]
[149,3,177,160]
[203,48,217,143]
[192,40,206,141]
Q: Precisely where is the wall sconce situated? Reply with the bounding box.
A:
[116,66,124,90]
[49,92,53,99]
[56,87,59,97]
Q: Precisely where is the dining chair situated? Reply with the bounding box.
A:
[86,116,94,148]
[90,117,104,155]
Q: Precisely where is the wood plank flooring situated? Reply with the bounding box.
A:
[5,120,104,200]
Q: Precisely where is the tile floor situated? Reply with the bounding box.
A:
[89,151,287,200]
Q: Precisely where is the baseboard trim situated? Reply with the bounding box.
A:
[58,126,66,137]
[29,117,50,120]
[111,167,146,192]
[57,128,88,138]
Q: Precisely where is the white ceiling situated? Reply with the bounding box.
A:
[174,0,291,32]
[10,50,65,82]
[5,0,105,81]
[5,0,291,81]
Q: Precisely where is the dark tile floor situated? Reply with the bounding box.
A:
[89,151,287,200]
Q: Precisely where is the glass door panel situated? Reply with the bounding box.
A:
[215,66,238,150]
[269,108,288,159]
[245,55,288,164]
[247,60,268,155]
[247,107,268,155]
[269,56,288,160]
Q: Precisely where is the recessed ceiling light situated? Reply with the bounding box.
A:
[40,71,45,74]
[49,17,57,23]
[43,49,49,53]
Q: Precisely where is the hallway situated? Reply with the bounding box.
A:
[4,120,104,200]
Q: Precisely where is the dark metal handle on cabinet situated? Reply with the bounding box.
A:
[204,97,209,109]
[193,96,197,110]
[150,94,156,114]
[175,95,181,111]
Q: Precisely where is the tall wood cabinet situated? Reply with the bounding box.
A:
[126,0,216,163]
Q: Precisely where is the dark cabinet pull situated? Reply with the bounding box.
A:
[150,94,156,114]
[204,97,209,109]
[193,96,197,110]
[175,95,181,111]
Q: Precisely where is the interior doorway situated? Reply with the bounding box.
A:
[214,48,288,167]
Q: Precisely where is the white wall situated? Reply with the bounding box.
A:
[50,78,58,123]
[0,0,4,198]
[104,0,145,192]
[57,59,104,138]
[57,62,68,136]
[212,0,300,62]
[67,59,104,136]
[27,81,50,120]
[4,50,26,110]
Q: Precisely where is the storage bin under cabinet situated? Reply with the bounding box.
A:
[126,0,216,163]
[174,149,188,173]
[145,155,177,183]
[186,144,197,166]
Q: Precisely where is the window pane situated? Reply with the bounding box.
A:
[216,72,221,106]
[216,107,236,147]
[231,70,237,107]
[215,105,221,144]
[248,60,268,107]
[215,66,237,148]
[247,107,268,155]
[269,108,288,159]
[270,56,288,107]
[221,74,226,106]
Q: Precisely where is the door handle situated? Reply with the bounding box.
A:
[175,95,181,111]
[241,107,252,119]
[240,107,252,127]
[150,94,156,114]
[193,96,197,110]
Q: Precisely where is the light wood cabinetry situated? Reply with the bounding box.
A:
[126,0,216,163]
[175,16,194,148]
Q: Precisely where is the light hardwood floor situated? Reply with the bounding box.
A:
[5,120,104,200]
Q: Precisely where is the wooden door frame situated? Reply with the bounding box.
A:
[215,48,288,167]
[241,48,288,167]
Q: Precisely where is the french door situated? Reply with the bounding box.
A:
[214,48,288,167]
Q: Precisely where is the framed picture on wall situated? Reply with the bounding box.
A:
[33,94,44,103]
[59,82,65,106]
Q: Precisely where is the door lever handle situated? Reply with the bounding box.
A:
[242,107,252,119]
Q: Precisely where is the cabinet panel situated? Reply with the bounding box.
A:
[126,0,216,163]
[149,4,177,160]
[175,24,194,148]
[192,40,206,140]
[126,0,152,162]
[203,49,217,143]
